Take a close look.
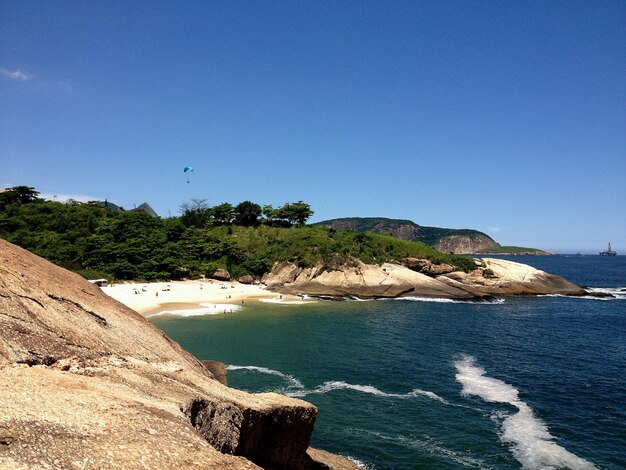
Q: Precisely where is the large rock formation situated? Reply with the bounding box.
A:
[262,257,590,300]
[263,259,480,300]
[0,239,357,470]
[436,258,588,296]
[433,234,499,254]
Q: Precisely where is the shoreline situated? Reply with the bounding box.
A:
[101,279,309,316]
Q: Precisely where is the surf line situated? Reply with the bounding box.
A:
[226,365,449,404]
[287,381,450,404]
[454,355,597,470]
[226,365,303,389]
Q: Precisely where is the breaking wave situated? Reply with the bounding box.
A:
[259,298,313,305]
[226,365,449,404]
[345,456,372,469]
[147,303,241,318]
[586,287,626,300]
[391,297,505,304]
[286,381,449,404]
[225,365,303,389]
[454,355,597,469]
[540,287,626,301]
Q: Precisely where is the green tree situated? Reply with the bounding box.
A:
[262,205,277,225]
[0,185,41,209]
[290,201,313,225]
[179,199,211,228]
[211,203,234,225]
[233,201,262,226]
[275,201,313,226]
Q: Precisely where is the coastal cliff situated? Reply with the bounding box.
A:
[262,257,588,300]
[0,239,357,470]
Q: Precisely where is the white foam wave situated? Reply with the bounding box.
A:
[541,287,626,301]
[226,365,303,389]
[286,381,449,404]
[586,287,626,299]
[541,293,625,301]
[147,303,241,318]
[227,366,453,408]
[393,297,505,304]
[455,355,597,470]
[346,456,371,469]
[259,298,312,305]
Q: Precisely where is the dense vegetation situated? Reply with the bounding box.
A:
[313,217,498,247]
[0,186,476,281]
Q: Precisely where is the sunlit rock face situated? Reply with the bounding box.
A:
[0,239,358,470]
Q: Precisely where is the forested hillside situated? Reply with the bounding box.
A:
[0,186,475,281]
[314,217,499,250]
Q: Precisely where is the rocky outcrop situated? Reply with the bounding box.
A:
[0,239,357,470]
[404,257,455,275]
[263,259,480,300]
[434,234,499,254]
[202,360,228,385]
[436,258,588,296]
[262,256,593,300]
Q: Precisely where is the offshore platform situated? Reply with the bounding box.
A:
[599,242,617,256]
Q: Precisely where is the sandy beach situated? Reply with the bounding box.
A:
[101,279,311,317]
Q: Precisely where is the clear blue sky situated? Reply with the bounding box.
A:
[1,1,624,253]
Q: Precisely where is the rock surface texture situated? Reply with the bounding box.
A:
[0,239,357,470]
[436,258,588,296]
[434,234,500,254]
[263,259,479,300]
[262,257,589,300]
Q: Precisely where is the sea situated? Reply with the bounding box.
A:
[150,256,626,469]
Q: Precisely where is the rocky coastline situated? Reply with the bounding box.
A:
[261,257,602,300]
[0,239,609,469]
[0,239,358,470]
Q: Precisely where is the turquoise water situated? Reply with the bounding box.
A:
[151,256,626,469]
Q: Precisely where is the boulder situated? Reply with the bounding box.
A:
[262,261,302,288]
[209,268,231,281]
[201,360,228,385]
[238,275,255,285]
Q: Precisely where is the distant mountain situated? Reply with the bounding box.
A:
[93,200,157,217]
[135,202,158,217]
[313,217,500,254]
[94,200,122,211]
